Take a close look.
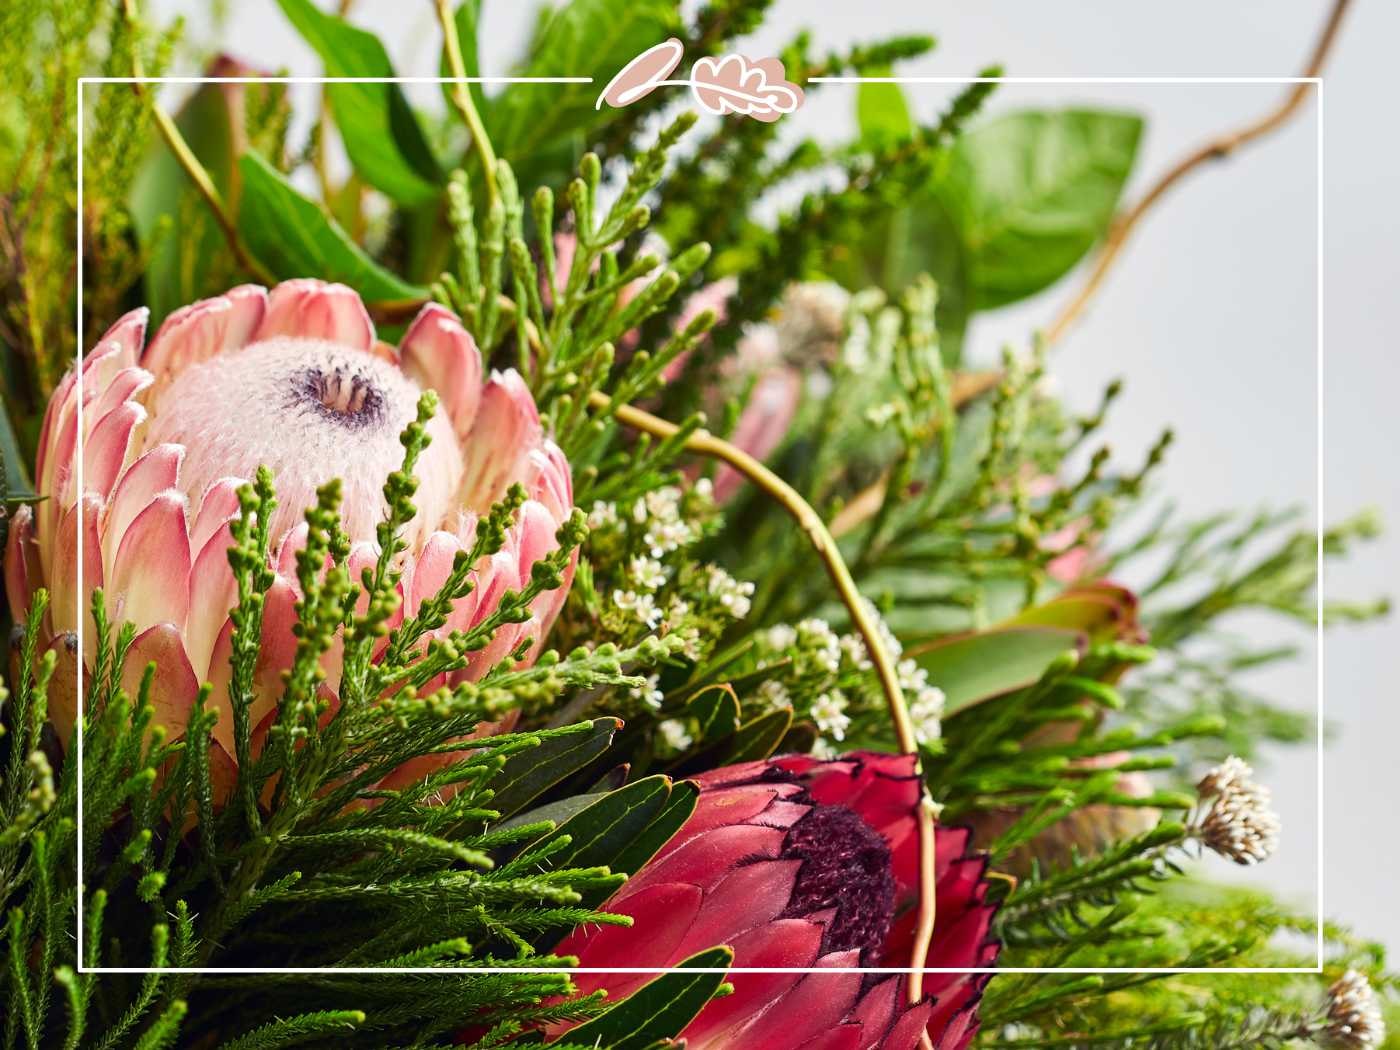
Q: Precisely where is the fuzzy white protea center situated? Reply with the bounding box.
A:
[144,336,463,546]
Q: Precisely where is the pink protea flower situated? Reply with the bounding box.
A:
[6,279,575,771]
[553,752,1001,1050]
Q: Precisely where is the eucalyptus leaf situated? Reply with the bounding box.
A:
[236,152,427,304]
[488,718,621,819]
[934,108,1142,308]
[564,946,733,1050]
[909,625,1085,715]
[536,774,673,874]
[856,73,913,147]
[276,0,442,205]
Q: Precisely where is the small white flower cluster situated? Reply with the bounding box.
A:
[657,718,694,752]
[1192,756,1281,865]
[810,690,851,742]
[897,658,945,744]
[1323,969,1386,1049]
[628,672,664,711]
[628,555,667,590]
[586,500,618,530]
[632,485,694,557]
[613,588,662,629]
[707,565,755,619]
[755,678,790,710]
[794,619,842,674]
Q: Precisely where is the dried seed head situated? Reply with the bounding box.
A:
[1193,755,1280,865]
[1323,969,1386,1049]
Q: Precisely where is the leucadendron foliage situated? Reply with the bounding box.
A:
[1,0,1394,1048]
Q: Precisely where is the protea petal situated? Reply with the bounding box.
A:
[83,400,147,501]
[46,634,80,749]
[144,284,268,381]
[459,370,540,513]
[121,624,200,742]
[190,476,245,554]
[730,950,865,1050]
[106,444,184,562]
[110,490,191,636]
[5,505,39,625]
[399,302,483,438]
[252,278,373,350]
[50,494,102,639]
[187,521,240,682]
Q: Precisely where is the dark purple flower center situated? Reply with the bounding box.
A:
[780,803,895,959]
[291,362,388,430]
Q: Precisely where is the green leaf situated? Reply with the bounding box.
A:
[488,0,681,174]
[129,80,240,324]
[0,395,33,499]
[275,0,442,205]
[565,946,733,1050]
[686,684,740,743]
[488,719,621,819]
[909,626,1085,715]
[934,108,1143,308]
[236,152,427,304]
[857,72,913,147]
[607,780,697,878]
[722,708,793,764]
[537,774,673,874]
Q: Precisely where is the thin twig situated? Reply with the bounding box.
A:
[435,0,498,206]
[1043,0,1350,346]
[589,390,940,1008]
[118,0,274,287]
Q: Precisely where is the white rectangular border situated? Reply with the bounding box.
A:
[74,74,1324,975]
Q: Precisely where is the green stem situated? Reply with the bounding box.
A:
[435,0,498,206]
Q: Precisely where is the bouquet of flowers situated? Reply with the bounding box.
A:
[0,0,1392,1047]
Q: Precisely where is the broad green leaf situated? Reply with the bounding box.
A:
[488,0,680,175]
[565,947,732,1050]
[722,709,792,764]
[608,780,697,878]
[934,108,1143,308]
[909,626,1085,715]
[236,152,427,304]
[857,72,913,147]
[276,0,442,205]
[538,774,673,873]
[0,395,33,499]
[686,684,740,743]
[488,718,621,819]
[129,79,241,324]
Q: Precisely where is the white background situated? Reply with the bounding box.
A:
[148,0,1400,953]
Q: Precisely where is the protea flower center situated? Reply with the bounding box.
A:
[779,801,895,957]
[144,337,464,546]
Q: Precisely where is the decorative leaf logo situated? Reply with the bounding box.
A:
[596,41,804,123]
[596,38,686,110]
[689,54,804,123]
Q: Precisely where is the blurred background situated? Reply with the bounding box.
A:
[145,0,1398,951]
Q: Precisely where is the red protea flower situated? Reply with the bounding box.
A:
[553,752,1000,1050]
[6,279,574,773]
